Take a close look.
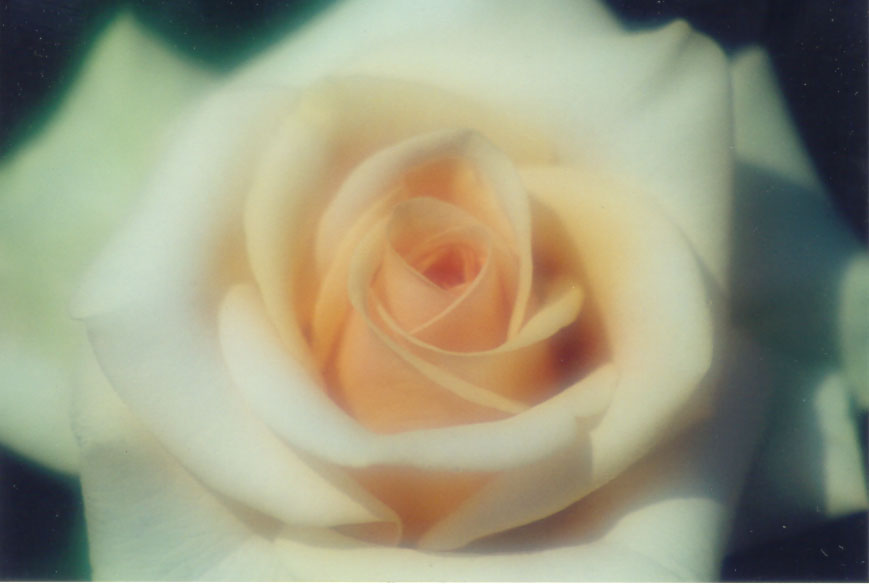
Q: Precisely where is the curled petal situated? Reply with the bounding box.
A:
[72,87,393,531]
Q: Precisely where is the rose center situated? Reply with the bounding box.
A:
[412,243,483,290]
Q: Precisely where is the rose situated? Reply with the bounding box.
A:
[2,0,867,580]
[74,70,716,552]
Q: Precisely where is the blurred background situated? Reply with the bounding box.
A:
[1,0,866,580]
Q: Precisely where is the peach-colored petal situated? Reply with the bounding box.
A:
[363,192,601,410]
[330,307,510,432]
[343,218,529,417]
[74,326,764,581]
[349,465,493,544]
[220,284,619,542]
[217,283,614,473]
[376,197,514,351]
[344,17,732,285]
[327,161,713,548]
[372,274,587,404]
[517,164,714,503]
[245,78,553,373]
[306,133,527,369]
[314,129,534,342]
[264,331,768,581]
[309,191,402,366]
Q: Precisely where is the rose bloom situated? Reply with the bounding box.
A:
[1,0,867,581]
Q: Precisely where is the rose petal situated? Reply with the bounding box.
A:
[376,197,514,350]
[340,10,733,284]
[0,11,214,473]
[242,0,621,90]
[370,198,590,397]
[316,137,521,273]
[341,218,529,418]
[274,331,768,578]
[726,48,869,545]
[7,0,864,579]
[72,87,393,530]
[221,157,714,546]
[219,282,614,473]
[80,330,769,582]
[428,164,716,550]
[244,78,553,372]
[334,200,589,426]
[313,129,534,343]
[372,278,582,405]
[74,347,291,580]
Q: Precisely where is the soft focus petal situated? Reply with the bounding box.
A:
[244,77,553,370]
[280,332,768,582]
[840,257,869,408]
[727,48,869,545]
[241,0,621,89]
[237,0,731,280]
[219,283,614,473]
[412,165,716,551]
[729,48,865,362]
[74,346,290,580]
[0,12,214,472]
[327,5,733,285]
[72,86,392,531]
[80,331,769,581]
[730,369,868,548]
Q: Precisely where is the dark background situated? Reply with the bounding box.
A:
[0,0,866,580]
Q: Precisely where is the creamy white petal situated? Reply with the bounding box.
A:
[0,12,214,472]
[0,340,80,473]
[731,49,823,192]
[80,330,767,581]
[72,87,394,529]
[270,332,771,582]
[338,16,733,286]
[729,48,865,361]
[244,77,554,369]
[235,0,732,282]
[74,346,291,580]
[730,370,869,549]
[241,0,621,89]
[414,166,716,550]
[727,47,869,543]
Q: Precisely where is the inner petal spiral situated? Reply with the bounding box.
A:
[415,243,481,290]
[374,197,514,352]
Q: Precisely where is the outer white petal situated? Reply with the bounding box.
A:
[240,0,621,88]
[0,12,214,472]
[236,0,732,287]
[728,48,868,545]
[73,345,290,581]
[78,331,771,581]
[73,85,392,531]
[410,166,714,551]
[343,22,731,285]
